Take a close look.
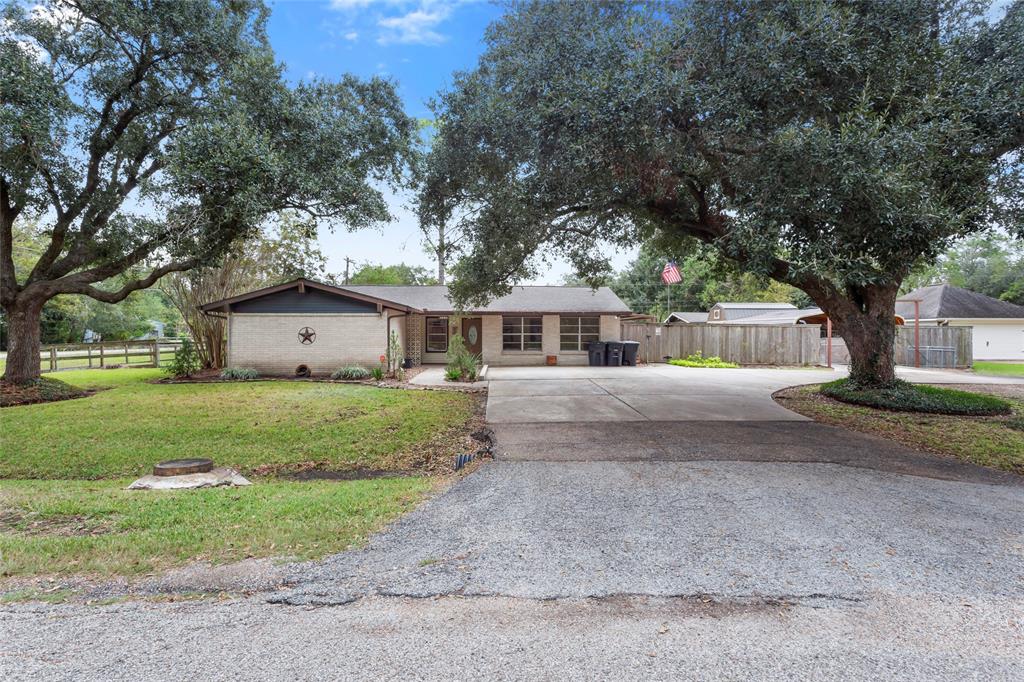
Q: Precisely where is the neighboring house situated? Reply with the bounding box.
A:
[706,302,796,322]
[659,311,708,325]
[199,278,631,375]
[135,319,165,340]
[896,284,1024,360]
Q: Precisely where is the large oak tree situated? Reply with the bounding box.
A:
[420,0,1023,387]
[1,0,416,383]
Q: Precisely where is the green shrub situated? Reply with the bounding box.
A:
[820,378,1012,416]
[371,366,385,381]
[445,333,481,382]
[220,367,259,381]
[667,351,739,369]
[331,366,371,380]
[165,339,201,378]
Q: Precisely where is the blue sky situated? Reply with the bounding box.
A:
[265,0,638,283]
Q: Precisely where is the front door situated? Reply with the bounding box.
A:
[462,317,483,356]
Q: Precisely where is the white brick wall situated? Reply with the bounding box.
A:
[227,313,387,376]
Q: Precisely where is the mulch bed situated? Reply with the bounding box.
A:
[0,378,93,408]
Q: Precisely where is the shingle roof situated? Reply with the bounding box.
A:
[717,308,824,324]
[664,312,709,323]
[344,284,631,314]
[897,284,1024,320]
[200,279,632,315]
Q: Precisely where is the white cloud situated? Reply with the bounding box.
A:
[376,3,454,46]
[328,0,461,47]
[343,30,359,41]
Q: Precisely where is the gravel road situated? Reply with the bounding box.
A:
[3,458,1023,680]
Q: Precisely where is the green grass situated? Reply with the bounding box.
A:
[0,477,431,576]
[820,378,1011,416]
[1,367,477,578]
[776,385,1024,475]
[973,361,1024,377]
[1,368,476,479]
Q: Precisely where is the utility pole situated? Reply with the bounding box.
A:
[343,257,354,284]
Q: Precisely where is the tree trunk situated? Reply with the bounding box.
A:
[2,295,45,384]
[826,285,899,388]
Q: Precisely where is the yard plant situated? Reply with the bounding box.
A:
[332,366,371,381]
[445,333,480,382]
[220,367,259,381]
[668,352,739,369]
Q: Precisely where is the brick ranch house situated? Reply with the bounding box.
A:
[199,278,631,375]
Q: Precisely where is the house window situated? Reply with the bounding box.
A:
[560,316,600,351]
[426,317,448,353]
[502,316,542,351]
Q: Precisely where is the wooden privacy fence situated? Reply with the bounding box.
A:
[621,323,821,366]
[822,325,973,368]
[32,339,183,372]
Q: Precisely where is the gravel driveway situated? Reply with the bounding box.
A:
[3,367,1023,680]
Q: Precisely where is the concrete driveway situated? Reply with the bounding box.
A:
[484,363,1019,423]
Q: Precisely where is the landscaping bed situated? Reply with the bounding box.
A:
[1,367,482,582]
[819,378,1012,416]
[0,377,89,408]
[775,383,1024,475]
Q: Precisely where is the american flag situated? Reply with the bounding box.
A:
[661,260,682,284]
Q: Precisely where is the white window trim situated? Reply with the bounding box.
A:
[502,315,543,352]
[559,315,601,351]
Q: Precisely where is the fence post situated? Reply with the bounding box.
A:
[87,344,92,368]
[49,347,57,372]
[152,340,160,367]
[99,343,105,368]
[124,342,129,365]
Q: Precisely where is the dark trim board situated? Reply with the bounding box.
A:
[199,278,417,314]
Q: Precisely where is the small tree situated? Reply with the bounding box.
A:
[420,0,1024,388]
[386,329,403,376]
[165,338,201,378]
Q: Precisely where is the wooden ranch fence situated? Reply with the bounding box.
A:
[29,339,183,373]
[621,323,821,366]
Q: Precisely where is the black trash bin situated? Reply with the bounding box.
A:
[588,341,607,367]
[621,341,640,366]
[605,341,624,366]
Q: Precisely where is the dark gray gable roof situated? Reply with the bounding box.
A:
[343,285,631,314]
[200,279,632,315]
[897,284,1024,319]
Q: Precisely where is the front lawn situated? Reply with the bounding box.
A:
[2,368,476,479]
[973,361,1024,377]
[0,477,430,576]
[775,384,1024,474]
[1,368,479,579]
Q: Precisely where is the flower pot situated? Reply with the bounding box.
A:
[546,355,557,366]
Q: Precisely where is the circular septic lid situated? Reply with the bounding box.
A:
[153,458,214,477]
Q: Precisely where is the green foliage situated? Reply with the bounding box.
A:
[419,0,1024,386]
[903,233,1024,305]
[668,351,739,369]
[332,366,371,380]
[973,362,1024,377]
[348,263,438,285]
[371,365,385,381]
[445,333,480,381]
[820,379,1011,416]
[165,339,201,378]
[220,367,259,380]
[2,0,417,381]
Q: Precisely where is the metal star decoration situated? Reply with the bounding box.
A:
[298,327,316,345]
